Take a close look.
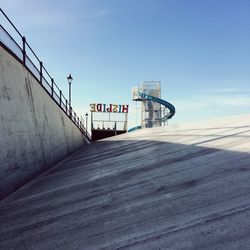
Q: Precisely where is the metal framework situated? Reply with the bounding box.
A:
[140,81,162,128]
[131,81,175,130]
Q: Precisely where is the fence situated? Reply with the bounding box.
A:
[0,8,91,141]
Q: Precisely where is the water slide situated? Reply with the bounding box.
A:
[128,92,175,132]
[139,92,175,120]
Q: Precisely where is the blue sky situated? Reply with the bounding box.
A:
[1,0,250,128]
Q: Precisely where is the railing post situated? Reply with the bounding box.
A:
[22,36,26,65]
[66,99,68,113]
[59,90,62,106]
[51,78,54,97]
[39,61,43,85]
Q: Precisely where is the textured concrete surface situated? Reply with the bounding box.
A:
[0,114,250,249]
[0,44,86,199]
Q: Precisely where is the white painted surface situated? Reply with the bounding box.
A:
[0,114,250,249]
[0,45,85,199]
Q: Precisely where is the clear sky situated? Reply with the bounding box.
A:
[1,0,250,129]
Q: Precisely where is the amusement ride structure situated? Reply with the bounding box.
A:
[130,81,175,131]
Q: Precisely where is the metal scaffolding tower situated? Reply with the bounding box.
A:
[141,81,161,128]
[131,81,175,131]
[132,81,167,128]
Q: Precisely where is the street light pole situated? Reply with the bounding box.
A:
[85,112,88,132]
[67,74,73,113]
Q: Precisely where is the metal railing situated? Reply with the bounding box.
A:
[0,8,91,141]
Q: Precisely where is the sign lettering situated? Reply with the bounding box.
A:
[90,103,129,113]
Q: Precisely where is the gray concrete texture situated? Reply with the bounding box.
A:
[0,45,86,199]
[0,114,250,249]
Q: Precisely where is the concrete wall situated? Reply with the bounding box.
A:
[0,45,86,199]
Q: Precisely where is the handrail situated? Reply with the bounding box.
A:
[0,8,91,141]
[0,8,22,37]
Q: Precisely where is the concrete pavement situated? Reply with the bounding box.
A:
[1,114,250,249]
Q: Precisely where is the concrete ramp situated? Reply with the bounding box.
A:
[1,114,250,249]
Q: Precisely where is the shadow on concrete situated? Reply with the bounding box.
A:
[0,137,250,249]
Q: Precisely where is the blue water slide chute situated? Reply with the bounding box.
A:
[128,92,175,132]
[138,92,175,120]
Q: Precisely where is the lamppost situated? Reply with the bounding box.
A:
[67,73,73,110]
[85,112,88,132]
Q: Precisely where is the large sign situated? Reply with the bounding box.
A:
[90,103,129,113]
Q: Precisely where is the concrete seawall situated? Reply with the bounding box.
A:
[0,45,86,199]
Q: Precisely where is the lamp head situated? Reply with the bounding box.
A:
[67,74,73,84]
